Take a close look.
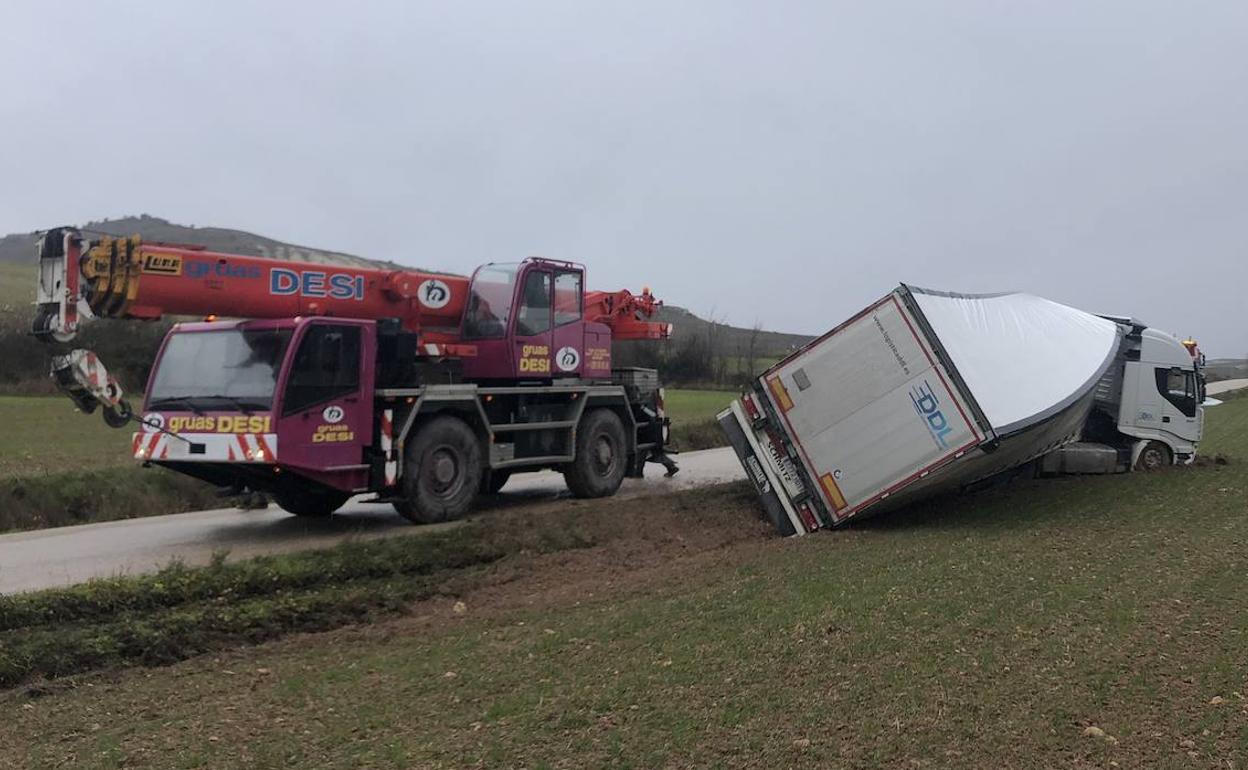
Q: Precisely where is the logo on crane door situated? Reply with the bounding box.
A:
[556,347,581,372]
[417,279,452,309]
[322,405,345,423]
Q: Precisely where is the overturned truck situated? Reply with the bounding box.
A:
[719,285,1205,536]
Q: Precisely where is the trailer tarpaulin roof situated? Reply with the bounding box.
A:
[908,287,1122,435]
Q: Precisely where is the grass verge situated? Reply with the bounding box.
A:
[0,484,756,690]
[0,466,223,532]
[670,417,728,450]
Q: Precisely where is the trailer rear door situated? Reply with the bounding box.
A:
[759,291,986,522]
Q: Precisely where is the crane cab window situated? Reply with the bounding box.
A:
[464,264,518,339]
[283,325,361,415]
[1155,367,1198,418]
[554,271,582,326]
[516,270,552,337]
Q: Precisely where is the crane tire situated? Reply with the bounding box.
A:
[1135,441,1172,472]
[564,408,627,499]
[395,415,482,525]
[274,487,350,517]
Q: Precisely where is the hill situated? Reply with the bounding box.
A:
[652,304,810,358]
[0,215,397,270]
[1204,358,1248,382]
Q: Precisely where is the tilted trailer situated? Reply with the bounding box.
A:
[719,285,1205,536]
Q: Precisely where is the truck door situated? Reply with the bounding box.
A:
[277,320,374,476]
[550,268,585,377]
[513,267,553,378]
[1153,366,1202,442]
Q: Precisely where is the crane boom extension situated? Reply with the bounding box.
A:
[34,228,671,344]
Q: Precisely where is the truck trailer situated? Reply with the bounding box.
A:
[718,285,1205,536]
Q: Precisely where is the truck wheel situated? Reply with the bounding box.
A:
[274,487,350,517]
[480,470,512,495]
[1135,441,1172,471]
[395,415,482,524]
[564,409,627,498]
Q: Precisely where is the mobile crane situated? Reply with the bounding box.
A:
[33,227,676,523]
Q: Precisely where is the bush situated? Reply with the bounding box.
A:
[0,466,221,532]
[670,418,727,451]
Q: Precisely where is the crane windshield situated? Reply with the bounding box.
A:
[464,264,519,339]
[148,328,293,411]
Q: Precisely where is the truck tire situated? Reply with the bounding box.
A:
[480,470,512,495]
[564,408,627,499]
[1135,441,1172,471]
[395,415,482,524]
[274,487,350,517]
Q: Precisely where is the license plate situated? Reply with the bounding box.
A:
[745,455,772,494]
[760,430,806,498]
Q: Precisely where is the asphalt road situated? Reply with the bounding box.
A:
[0,447,745,595]
[1208,378,1248,395]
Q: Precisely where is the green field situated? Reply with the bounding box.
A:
[663,387,735,423]
[4,399,1248,768]
[0,396,134,479]
[0,261,33,314]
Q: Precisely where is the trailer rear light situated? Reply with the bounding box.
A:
[742,393,760,421]
[796,501,819,532]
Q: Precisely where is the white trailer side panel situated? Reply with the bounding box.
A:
[758,293,986,521]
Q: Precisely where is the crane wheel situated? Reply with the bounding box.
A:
[1135,441,1172,472]
[395,415,482,525]
[273,486,350,517]
[564,409,627,499]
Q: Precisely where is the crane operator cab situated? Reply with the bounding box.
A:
[461,259,613,381]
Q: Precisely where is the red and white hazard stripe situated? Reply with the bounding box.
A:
[381,409,397,486]
[83,352,105,389]
[227,434,276,463]
[132,432,169,460]
[132,432,277,463]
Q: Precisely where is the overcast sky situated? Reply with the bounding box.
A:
[2,1,1246,355]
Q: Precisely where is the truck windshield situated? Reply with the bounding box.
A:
[463,264,519,339]
[148,328,293,411]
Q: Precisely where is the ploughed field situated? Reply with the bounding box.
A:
[2,397,1246,768]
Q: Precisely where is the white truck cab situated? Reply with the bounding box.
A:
[1115,325,1204,466]
[1044,318,1204,474]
